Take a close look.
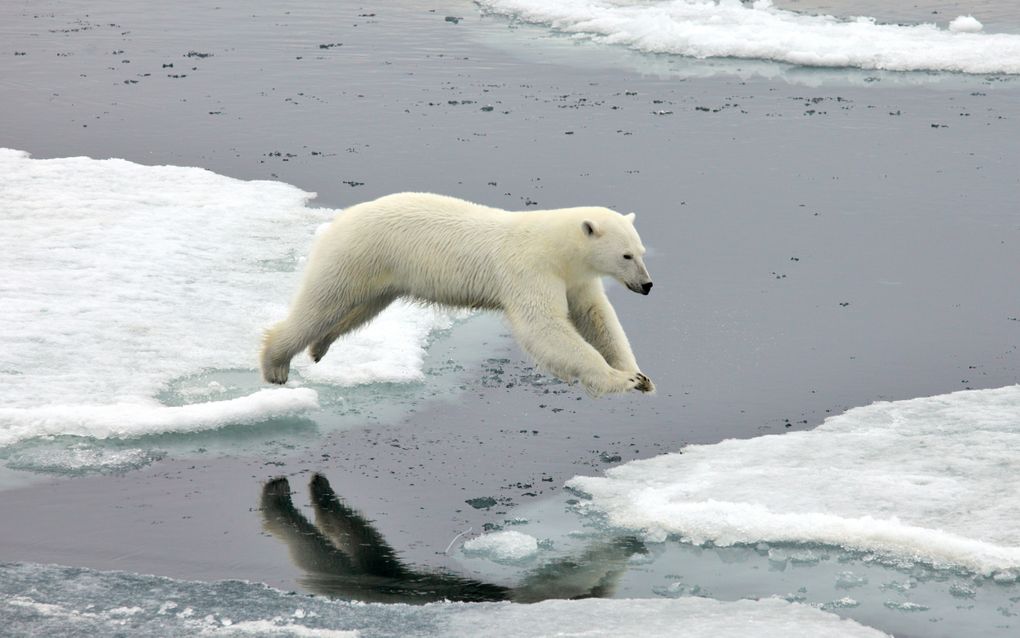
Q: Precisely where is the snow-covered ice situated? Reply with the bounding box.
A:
[477,0,1020,74]
[567,385,1020,575]
[0,149,457,448]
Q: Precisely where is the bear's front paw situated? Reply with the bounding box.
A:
[633,372,655,394]
[586,369,648,397]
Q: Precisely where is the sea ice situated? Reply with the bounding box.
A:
[0,562,891,637]
[478,0,1020,74]
[567,385,1020,575]
[0,149,457,448]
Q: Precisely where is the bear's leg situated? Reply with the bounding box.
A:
[505,297,651,397]
[308,474,407,577]
[308,295,396,363]
[567,280,640,372]
[260,477,357,574]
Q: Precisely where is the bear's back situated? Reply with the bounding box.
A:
[333,193,516,308]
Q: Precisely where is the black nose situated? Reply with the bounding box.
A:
[641,282,653,295]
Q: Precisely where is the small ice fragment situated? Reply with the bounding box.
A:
[767,548,789,565]
[462,530,539,563]
[949,15,983,33]
[652,581,686,598]
[788,549,821,565]
[823,597,860,610]
[883,600,930,612]
[836,571,868,589]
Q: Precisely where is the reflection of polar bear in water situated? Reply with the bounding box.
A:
[261,193,654,397]
[261,474,646,602]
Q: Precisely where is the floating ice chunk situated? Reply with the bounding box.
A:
[462,530,540,563]
[567,385,1020,575]
[822,597,860,610]
[478,0,1020,74]
[882,600,929,612]
[835,571,868,590]
[0,149,455,448]
[949,15,984,33]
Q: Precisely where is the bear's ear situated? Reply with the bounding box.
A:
[625,212,636,223]
[582,220,603,238]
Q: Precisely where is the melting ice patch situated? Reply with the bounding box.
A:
[0,149,454,448]
[477,0,1020,74]
[567,385,1020,576]
[0,562,890,638]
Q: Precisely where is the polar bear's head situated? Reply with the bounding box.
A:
[581,211,653,295]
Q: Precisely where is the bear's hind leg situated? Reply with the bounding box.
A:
[308,295,395,363]
[261,297,362,384]
[260,316,324,384]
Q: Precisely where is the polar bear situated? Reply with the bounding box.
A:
[261,193,654,396]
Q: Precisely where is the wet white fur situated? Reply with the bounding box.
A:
[261,193,654,396]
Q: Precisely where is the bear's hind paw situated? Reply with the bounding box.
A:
[262,362,291,385]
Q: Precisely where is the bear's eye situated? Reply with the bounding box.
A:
[623,254,633,260]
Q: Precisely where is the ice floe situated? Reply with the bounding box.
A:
[567,385,1020,575]
[0,149,456,447]
[478,0,1020,74]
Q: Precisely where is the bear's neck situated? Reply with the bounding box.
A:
[511,210,594,280]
